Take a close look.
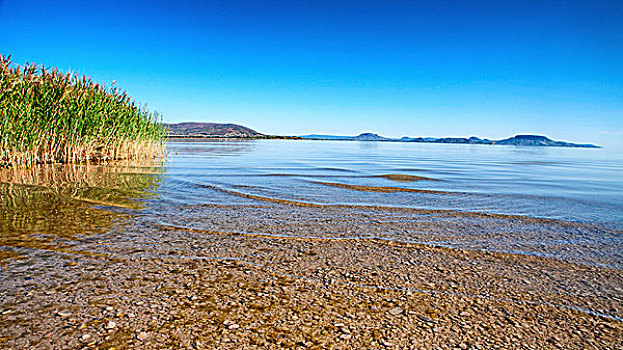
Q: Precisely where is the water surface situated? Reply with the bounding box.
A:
[166,140,623,221]
[155,140,623,267]
[2,139,623,337]
[1,139,622,269]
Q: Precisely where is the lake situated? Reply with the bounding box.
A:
[160,139,623,267]
[2,139,623,348]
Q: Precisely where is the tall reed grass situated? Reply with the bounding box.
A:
[0,54,165,167]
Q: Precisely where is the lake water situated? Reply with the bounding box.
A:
[1,139,622,269]
[2,138,623,338]
[155,140,623,268]
[165,140,623,224]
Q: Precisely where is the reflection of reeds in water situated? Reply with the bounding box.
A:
[0,54,165,167]
[0,163,164,265]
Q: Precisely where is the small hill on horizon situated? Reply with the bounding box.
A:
[164,122,599,148]
[165,122,262,137]
[300,133,599,148]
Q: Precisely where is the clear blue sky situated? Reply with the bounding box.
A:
[1,0,622,146]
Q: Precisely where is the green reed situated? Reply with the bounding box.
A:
[0,54,165,167]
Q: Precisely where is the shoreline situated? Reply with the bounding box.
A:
[165,136,601,148]
[1,151,621,349]
[2,195,622,349]
[2,220,622,349]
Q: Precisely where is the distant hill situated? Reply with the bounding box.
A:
[300,133,599,148]
[165,123,599,148]
[165,122,262,137]
[495,135,597,147]
[352,133,390,141]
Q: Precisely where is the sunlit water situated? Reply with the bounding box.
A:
[157,139,623,268]
[1,139,622,268]
[164,140,623,225]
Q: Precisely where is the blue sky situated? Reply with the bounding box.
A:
[1,0,622,146]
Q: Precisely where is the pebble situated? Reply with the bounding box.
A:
[137,331,149,342]
[105,321,116,329]
[79,334,91,342]
[417,315,438,324]
[381,340,394,347]
[388,307,403,316]
[56,311,71,318]
[223,320,240,330]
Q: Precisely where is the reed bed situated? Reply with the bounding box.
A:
[0,54,165,167]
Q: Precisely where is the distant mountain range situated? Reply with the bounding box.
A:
[165,123,598,148]
[299,133,599,148]
[165,122,263,137]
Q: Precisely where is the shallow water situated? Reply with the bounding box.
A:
[1,140,622,269]
[154,139,623,267]
[2,139,623,344]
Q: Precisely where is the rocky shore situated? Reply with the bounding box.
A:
[1,201,622,349]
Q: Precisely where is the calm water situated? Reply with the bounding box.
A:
[1,139,622,268]
[164,140,623,226]
[125,139,623,268]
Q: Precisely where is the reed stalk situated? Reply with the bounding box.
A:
[0,54,165,168]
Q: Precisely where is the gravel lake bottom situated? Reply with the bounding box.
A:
[1,140,622,349]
